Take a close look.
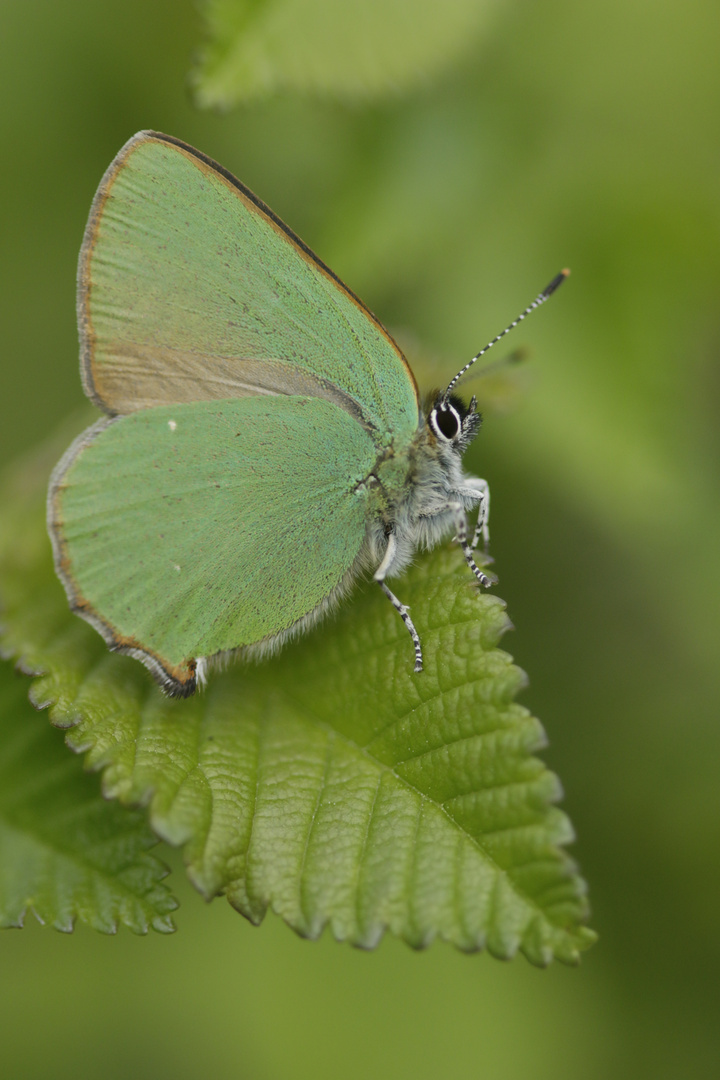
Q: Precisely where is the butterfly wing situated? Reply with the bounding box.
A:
[79,131,419,443]
[49,397,377,696]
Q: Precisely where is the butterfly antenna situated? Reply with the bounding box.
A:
[441,269,570,404]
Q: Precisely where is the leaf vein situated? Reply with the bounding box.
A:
[278,688,558,934]
[354,771,383,939]
[297,730,334,930]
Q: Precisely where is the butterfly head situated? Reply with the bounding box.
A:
[427,392,482,455]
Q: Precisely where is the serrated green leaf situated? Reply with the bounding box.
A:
[0,662,177,934]
[0,431,594,963]
[194,0,499,108]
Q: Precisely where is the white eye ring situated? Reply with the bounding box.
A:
[429,404,461,442]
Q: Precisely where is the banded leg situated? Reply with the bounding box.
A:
[450,502,493,588]
[469,479,490,552]
[454,479,490,552]
[374,533,423,672]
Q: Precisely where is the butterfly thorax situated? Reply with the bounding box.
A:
[364,393,484,580]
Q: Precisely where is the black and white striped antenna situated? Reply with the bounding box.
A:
[441,269,569,404]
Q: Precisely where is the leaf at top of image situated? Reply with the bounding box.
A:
[0,429,595,964]
[193,0,500,108]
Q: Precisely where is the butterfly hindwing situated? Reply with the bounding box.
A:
[49,397,377,695]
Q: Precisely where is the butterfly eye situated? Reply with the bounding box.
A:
[430,405,461,442]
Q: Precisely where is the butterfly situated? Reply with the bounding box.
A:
[48,131,566,697]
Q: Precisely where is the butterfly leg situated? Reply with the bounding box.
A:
[450,502,493,588]
[453,478,490,552]
[374,532,423,673]
[470,479,490,553]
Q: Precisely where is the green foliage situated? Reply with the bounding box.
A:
[0,432,593,962]
[0,660,177,934]
[194,0,498,107]
[4,0,720,1072]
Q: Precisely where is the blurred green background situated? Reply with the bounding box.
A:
[1,0,719,1077]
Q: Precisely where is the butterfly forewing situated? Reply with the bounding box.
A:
[80,132,419,443]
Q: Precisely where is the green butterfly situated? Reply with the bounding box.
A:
[48,132,565,696]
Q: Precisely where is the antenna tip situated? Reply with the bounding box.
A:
[541,268,571,299]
